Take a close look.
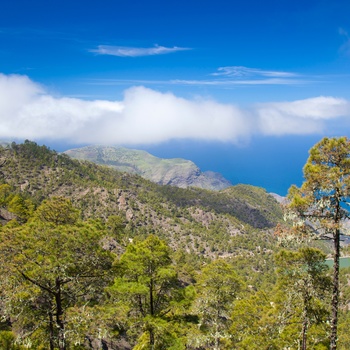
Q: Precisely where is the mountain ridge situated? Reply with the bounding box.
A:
[64,145,232,191]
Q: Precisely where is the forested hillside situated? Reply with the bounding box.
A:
[1,140,350,349]
[0,141,283,257]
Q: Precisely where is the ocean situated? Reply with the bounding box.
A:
[141,135,323,196]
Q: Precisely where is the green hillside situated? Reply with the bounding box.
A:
[0,140,283,257]
[64,145,232,190]
[1,141,349,350]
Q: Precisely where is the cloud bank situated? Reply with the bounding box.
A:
[257,96,350,135]
[0,73,349,145]
[90,44,190,57]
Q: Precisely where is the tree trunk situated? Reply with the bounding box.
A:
[149,328,155,350]
[149,277,155,349]
[55,278,66,350]
[49,310,55,350]
[330,228,340,350]
[149,278,154,316]
[214,309,220,350]
[301,311,308,350]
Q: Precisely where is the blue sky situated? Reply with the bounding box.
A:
[1,0,350,194]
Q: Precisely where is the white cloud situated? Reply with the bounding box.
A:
[212,66,297,78]
[170,78,302,86]
[259,96,349,119]
[256,96,350,135]
[87,77,303,87]
[85,65,305,87]
[90,44,190,57]
[170,66,302,86]
[0,74,248,144]
[116,87,249,143]
[0,73,349,145]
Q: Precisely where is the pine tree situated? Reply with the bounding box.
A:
[109,235,184,349]
[0,197,114,349]
[287,137,350,349]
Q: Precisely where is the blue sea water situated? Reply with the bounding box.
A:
[140,135,322,196]
[50,135,323,196]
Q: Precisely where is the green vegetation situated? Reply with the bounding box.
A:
[0,198,114,349]
[287,136,350,350]
[0,140,284,257]
[275,248,331,350]
[109,235,185,349]
[191,259,243,349]
[64,145,232,190]
[0,139,349,349]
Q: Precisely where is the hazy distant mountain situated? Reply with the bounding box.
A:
[269,193,287,204]
[64,145,232,190]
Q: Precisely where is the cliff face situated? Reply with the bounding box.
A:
[64,145,232,190]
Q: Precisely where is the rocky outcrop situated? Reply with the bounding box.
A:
[0,208,16,225]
